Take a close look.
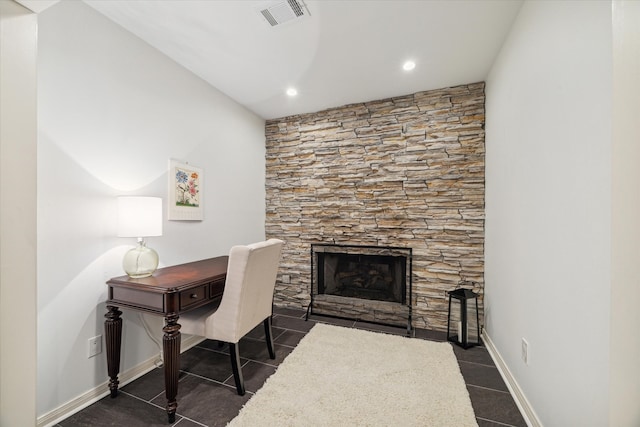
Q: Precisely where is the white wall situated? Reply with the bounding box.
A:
[37,0,266,418]
[0,1,38,425]
[610,1,640,425]
[485,1,612,426]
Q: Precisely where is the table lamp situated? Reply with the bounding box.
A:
[117,196,163,278]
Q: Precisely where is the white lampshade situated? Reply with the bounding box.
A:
[117,196,162,238]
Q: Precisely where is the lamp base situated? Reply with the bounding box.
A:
[123,239,159,278]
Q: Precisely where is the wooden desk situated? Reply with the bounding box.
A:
[105,256,228,423]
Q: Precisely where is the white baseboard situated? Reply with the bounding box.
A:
[37,335,205,427]
[482,330,543,427]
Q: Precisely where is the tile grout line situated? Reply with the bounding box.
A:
[457,358,504,369]
[123,376,236,426]
[466,383,514,395]
[178,370,244,394]
[476,415,519,427]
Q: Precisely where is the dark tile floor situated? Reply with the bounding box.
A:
[57,308,527,427]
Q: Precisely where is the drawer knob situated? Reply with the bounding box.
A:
[190,293,198,299]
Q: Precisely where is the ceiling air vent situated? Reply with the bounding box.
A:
[259,0,309,27]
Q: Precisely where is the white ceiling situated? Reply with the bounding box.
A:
[81,0,523,120]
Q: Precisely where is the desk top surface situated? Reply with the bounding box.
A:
[107,256,229,292]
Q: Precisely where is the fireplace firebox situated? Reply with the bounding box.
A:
[308,244,413,334]
[318,253,406,303]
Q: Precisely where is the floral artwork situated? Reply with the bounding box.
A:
[168,160,203,220]
[175,168,200,207]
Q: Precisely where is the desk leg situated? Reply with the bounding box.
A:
[104,305,122,398]
[163,313,181,423]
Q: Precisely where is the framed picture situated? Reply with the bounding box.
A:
[168,159,203,220]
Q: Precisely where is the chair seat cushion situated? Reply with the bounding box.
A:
[179,301,220,337]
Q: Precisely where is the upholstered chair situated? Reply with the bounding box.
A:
[179,238,284,395]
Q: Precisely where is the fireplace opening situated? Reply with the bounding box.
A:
[309,244,413,333]
[317,252,406,304]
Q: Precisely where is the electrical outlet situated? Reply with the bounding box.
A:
[521,338,529,365]
[88,335,102,358]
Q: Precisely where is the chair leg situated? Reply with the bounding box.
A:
[264,317,276,360]
[228,343,245,396]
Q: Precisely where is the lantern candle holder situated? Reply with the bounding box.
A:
[447,288,480,349]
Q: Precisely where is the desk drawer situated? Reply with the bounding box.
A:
[209,279,224,299]
[179,285,208,311]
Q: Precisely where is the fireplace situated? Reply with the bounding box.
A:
[318,252,406,303]
[309,244,412,333]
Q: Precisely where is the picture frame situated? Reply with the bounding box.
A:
[168,159,203,221]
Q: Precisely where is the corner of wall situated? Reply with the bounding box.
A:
[0,1,38,425]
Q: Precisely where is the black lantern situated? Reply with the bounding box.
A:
[447,288,480,349]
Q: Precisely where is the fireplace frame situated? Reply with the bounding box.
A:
[307,243,413,335]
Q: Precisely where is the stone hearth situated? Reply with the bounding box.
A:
[265,82,485,331]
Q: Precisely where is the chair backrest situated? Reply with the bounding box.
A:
[206,238,284,343]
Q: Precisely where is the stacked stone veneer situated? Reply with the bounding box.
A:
[265,82,485,331]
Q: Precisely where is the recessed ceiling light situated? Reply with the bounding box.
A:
[286,87,298,97]
[403,60,416,71]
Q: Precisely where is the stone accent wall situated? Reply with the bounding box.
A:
[265,82,485,331]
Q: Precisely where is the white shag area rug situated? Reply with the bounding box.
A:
[228,323,478,427]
